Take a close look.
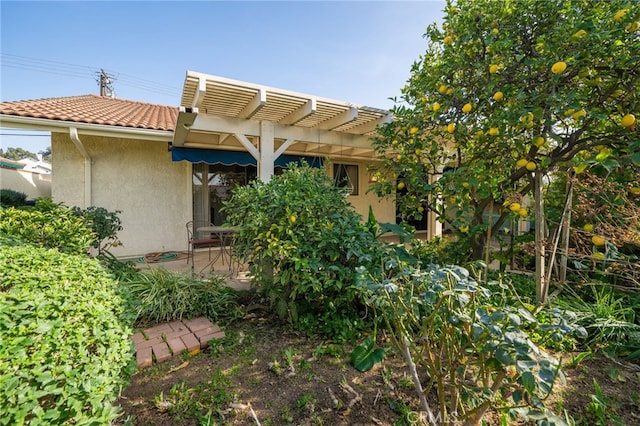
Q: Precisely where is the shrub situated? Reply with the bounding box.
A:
[0,199,94,255]
[222,163,384,338]
[122,268,243,326]
[0,188,27,207]
[357,262,586,425]
[410,235,471,266]
[0,245,134,425]
[71,206,123,253]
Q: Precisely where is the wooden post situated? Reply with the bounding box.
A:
[559,175,573,284]
[534,170,548,302]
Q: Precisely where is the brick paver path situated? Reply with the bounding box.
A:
[131,316,225,368]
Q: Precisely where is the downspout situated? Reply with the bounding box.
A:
[69,127,92,208]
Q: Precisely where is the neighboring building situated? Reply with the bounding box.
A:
[0,71,439,258]
[18,155,52,175]
[0,155,51,200]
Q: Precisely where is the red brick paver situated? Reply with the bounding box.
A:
[136,347,153,369]
[167,337,187,355]
[131,316,225,368]
[197,331,226,348]
[181,333,201,352]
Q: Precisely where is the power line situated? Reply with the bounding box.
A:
[0,133,51,137]
[1,53,181,99]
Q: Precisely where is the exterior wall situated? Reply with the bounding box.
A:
[52,133,191,258]
[50,132,397,257]
[0,167,51,200]
[329,159,396,224]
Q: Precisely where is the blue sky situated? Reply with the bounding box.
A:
[1,0,445,153]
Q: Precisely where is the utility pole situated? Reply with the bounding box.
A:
[97,69,115,97]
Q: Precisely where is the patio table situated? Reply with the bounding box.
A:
[196,226,235,273]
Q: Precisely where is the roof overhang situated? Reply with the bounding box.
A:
[0,115,174,142]
[174,71,392,161]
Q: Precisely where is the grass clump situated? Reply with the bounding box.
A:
[122,268,244,326]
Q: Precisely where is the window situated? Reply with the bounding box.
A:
[333,163,359,196]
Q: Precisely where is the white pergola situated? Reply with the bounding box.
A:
[173,71,393,181]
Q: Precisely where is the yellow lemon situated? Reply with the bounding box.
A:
[432,102,441,112]
[509,202,521,212]
[391,140,398,146]
[534,136,545,147]
[462,103,472,113]
[492,28,499,35]
[462,182,470,188]
[438,84,448,94]
[614,9,627,21]
[551,61,567,74]
[526,161,537,171]
[410,127,419,135]
[592,235,606,246]
[516,158,529,168]
[493,91,504,101]
[593,252,606,261]
[397,181,405,190]
[396,154,402,161]
[489,64,499,74]
[475,130,484,137]
[583,224,594,233]
[418,206,424,213]
[414,148,422,156]
[446,88,454,95]
[444,35,453,45]
[489,127,499,136]
[573,29,587,38]
[629,187,640,195]
[573,109,586,120]
[518,208,528,218]
[573,163,588,174]
[447,123,456,133]
[460,225,469,233]
[290,215,296,223]
[621,114,636,128]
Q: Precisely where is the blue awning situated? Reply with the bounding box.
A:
[171,147,323,168]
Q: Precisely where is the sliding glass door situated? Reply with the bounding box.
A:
[192,163,257,226]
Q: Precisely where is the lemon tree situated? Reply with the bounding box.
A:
[372,0,639,301]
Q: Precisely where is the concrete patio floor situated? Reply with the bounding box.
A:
[131,247,253,292]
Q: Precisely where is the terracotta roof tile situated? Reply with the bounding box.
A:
[0,95,178,131]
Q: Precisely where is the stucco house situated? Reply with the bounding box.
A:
[1,155,52,201]
[0,71,441,258]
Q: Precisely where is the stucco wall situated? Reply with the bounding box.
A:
[50,132,397,257]
[0,168,51,200]
[52,133,190,257]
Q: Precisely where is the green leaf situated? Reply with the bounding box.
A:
[350,335,385,372]
[519,371,536,393]
[495,347,515,365]
[538,367,555,384]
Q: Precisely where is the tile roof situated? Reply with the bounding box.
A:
[0,95,178,132]
[0,156,25,169]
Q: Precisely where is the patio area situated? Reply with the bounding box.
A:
[131,247,252,292]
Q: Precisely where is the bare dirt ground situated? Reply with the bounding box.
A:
[116,311,640,426]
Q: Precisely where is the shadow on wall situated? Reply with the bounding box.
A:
[0,167,51,200]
